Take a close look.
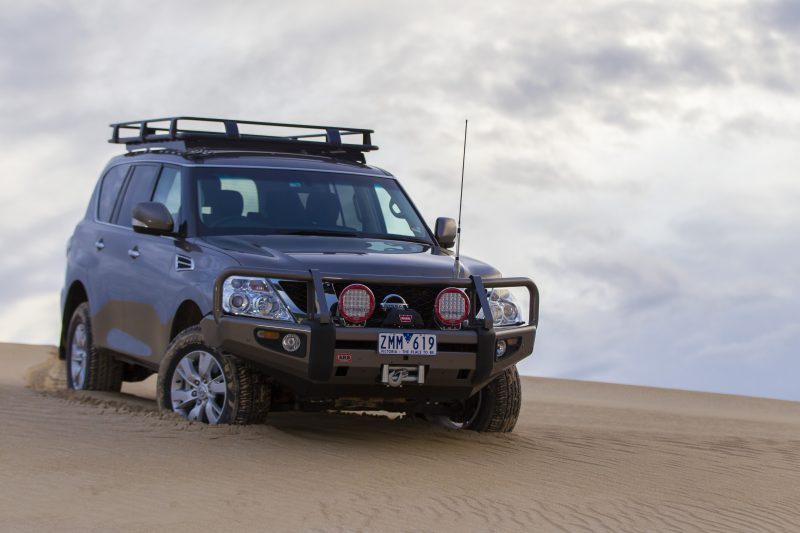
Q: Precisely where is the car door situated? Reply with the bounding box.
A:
[117,165,193,365]
[88,162,134,351]
[101,163,162,361]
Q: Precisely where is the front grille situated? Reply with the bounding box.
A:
[334,282,448,328]
[277,280,473,329]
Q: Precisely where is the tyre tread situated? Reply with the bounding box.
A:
[67,303,122,392]
[469,365,522,433]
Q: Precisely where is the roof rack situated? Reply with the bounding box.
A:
[109,116,378,163]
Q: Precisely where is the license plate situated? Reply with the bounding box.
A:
[378,333,437,356]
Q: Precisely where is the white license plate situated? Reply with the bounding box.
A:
[378,333,437,356]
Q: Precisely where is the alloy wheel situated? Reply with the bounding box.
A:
[70,323,88,389]
[170,350,227,424]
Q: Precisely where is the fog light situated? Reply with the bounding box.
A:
[282,333,301,352]
[495,339,507,358]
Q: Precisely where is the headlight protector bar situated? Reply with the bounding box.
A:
[214,269,539,332]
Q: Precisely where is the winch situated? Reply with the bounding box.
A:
[381,364,425,387]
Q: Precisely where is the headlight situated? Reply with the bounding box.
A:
[477,288,524,327]
[222,276,294,321]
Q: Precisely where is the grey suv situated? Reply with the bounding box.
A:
[60,117,539,432]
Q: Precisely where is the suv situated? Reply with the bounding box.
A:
[60,117,539,432]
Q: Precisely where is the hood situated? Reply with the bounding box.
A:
[201,234,500,280]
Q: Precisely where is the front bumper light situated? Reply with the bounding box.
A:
[222,276,294,322]
[477,288,525,327]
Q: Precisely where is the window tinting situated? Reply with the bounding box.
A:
[115,165,159,227]
[97,165,130,222]
[220,177,258,216]
[152,167,182,219]
[334,183,362,231]
[194,168,430,242]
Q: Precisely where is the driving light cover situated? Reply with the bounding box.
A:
[222,276,293,321]
[435,288,470,326]
[338,284,375,323]
[477,288,523,327]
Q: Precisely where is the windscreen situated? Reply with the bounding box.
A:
[193,167,431,242]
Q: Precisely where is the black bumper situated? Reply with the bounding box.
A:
[202,269,539,401]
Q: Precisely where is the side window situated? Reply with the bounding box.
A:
[374,184,414,236]
[114,165,160,227]
[152,167,182,220]
[97,165,130,222]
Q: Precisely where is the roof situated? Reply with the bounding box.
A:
[104,150,394,177]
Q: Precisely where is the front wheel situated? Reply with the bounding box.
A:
[434,365,522,432]
[156,326,270,425]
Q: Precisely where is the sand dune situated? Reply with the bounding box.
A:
[1,343,799,532]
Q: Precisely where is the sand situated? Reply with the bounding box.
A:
[1,343,799,532]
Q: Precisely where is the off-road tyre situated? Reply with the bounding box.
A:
[470,365,522,432]
[156,326,271,424]
[65,302,123,391]
[434,365,521,432]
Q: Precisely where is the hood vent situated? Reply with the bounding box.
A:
[175,255,194,271]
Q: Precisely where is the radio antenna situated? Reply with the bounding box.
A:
[453,119,468,278]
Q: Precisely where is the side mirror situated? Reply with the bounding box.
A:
[132,202,174,235]
[434,217,457,248]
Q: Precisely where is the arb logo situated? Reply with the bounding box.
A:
[336,353,352,362]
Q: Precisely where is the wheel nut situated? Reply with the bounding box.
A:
[192,391,197,396]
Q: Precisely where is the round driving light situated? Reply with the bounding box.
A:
[338,284,375,323]
[495,339,507,357]
[229,293,249,312]
[282,333,302,352]
[435,288,470,326]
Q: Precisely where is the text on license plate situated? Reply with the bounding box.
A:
[378,333,437,355]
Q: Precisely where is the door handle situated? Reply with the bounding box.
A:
[128,247,140,259]
[94,239,105,250]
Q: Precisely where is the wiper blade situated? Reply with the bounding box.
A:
[276,229,361,238]
[382,236,432,245]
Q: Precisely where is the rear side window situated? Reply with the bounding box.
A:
[152,166,182,219]
[115,165,160,227]
[97,165,130,222]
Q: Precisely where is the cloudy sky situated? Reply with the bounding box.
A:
[1,1,798,400]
